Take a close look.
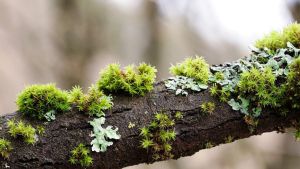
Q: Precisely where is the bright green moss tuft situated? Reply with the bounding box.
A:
[200,102,215,114]
[283,23,300,47]
[69,143,93,167]
[69,85,113,117]
[170,56,210,84]
[16,84,70,120]
[0,138,13,159]
[255,23,300,50]
[285,57,300,109]
[97,63,157,96]
[7,119,36,145]
[255,31,285,51]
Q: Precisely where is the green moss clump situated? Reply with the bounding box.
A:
[69,143,93,167]
[170,56,210,84]
[16,84,70,120]
[200,102,215,114]
[69,85,113,117]
[7,119,36,145]
[237,67,279,108]
[255,23,300,50]
[0,138,13,159]
[140,113,176,161]
[285,57,300,109]
[255,31,285,51]
[97,63,157,96]
[283,23,300,47]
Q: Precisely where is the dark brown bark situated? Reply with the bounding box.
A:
[0,82,299,169]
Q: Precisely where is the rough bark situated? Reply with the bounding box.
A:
[0,81,299,169]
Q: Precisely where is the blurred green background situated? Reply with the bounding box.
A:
[0,0,300,168]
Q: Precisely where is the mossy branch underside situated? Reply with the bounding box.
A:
[0,81,298,169]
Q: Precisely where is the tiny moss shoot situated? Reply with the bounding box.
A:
[16,84,70,120]
[97,63,157,96]
[0,138,13,159]
[200,102,215,114]
[36,125,45,136]
[7,119,36,145]
[174,111,183,120]
[209,84,231,102]
[205,142,214,149]
[225,136,234,143]
[69,143,93,167]
[140,113,177,161]
[170,56,210,84]
[69,85,113,117]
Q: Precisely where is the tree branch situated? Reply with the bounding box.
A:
[0,81,298,169]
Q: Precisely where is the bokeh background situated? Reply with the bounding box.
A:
[0,0,300,169]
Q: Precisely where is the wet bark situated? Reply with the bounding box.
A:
[0,82,298,169]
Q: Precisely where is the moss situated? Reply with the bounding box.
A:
[210,84,231,102]
[69,143,93,167]
[69,85,113,117]
[140,113,176,161]
[283,23,300,47]
[237,67,279,108]
[174,111,183,120]
[97,63,157,96]
[285,57,300,109]
[0,138,13,159]
[170,56,210,84]
[255,31,285,51]
[255,23,300,50]
[7,119,36,145]
[200,102,215,114]
[16,84,70,120]
[204,142,214,149]
[36,125,45,136]
[225,136,234,143]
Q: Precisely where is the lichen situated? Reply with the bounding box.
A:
[165,76,208,96]
[89,117,121,153]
